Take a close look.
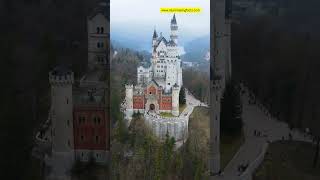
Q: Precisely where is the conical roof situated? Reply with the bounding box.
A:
[171,14,177,24]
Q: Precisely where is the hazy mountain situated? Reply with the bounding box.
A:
[111,32,150,51]
[182,35,210,62]
[111,25,210,63]
[111,24,204,52]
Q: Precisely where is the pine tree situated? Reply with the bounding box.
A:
[179,87,186,105]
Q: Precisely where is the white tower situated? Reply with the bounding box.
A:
[172,84,180,117]
[87,2,108,70]
[49,66,75,177]
[177,59,183,86]
[152,29,158,47]
[165,61,177,92]
[170,14,178,44]
[125,84,134,120]
[210,0,229,175]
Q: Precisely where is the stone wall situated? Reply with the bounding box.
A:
[144,113,188,141]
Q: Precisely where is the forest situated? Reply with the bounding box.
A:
[182,68,210,104]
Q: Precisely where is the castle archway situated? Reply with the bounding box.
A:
[150,104,155,111]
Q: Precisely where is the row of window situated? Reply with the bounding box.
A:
[97,42,105,48]
[80,152,102,159]
[157,52,167,56]
[157,65,166,68]
[80,135,101,143]
[156,59,178,63]
[96,27,104,34]
[97,56,105,63]
[78,116,102,124]
[162,98,171,102]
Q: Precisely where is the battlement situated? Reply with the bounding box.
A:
[49,67,74,85]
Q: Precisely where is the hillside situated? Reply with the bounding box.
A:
[181,35,210,62]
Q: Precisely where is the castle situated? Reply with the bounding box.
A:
[124,14,183,120]
[35,2,109,179]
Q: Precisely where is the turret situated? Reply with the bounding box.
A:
[49,66,75,175]
[172,84,180,116]
[87,1,108,70]
[170,14,178,44]
[152,29,158,47]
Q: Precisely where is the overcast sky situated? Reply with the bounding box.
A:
[110,0,210,39]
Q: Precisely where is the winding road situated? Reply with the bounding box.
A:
[213,85,312,180]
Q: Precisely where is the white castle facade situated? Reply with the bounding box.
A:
[137,14,182,93]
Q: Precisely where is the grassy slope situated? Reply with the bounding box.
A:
[188,107,244,171]
[220,131,245,169]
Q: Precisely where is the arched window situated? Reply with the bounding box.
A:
[97,42,100,48]
[101,27,104,34]
[96,27,100,34]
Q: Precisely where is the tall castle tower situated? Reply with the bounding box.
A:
[152,29,158,47]
[170,14,178,44]
[210,0,232,176]
[49,66,75,177]
[172,84,180,117]
[87,2,108,70]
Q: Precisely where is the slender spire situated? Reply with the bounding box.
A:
[153,28,158,39]
[171,13,177,24]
